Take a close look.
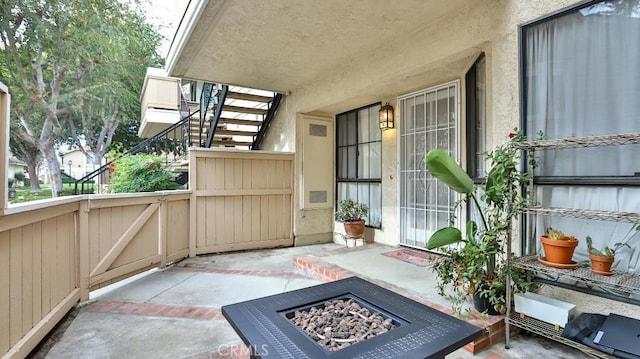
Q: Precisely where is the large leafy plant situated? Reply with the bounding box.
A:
[425,131,539,314]
[109,154,179,193]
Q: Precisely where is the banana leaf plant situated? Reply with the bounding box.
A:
[425,149,496,280]
[424,131,538,314]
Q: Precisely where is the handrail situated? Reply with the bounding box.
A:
[252,93,282,150]
[205,84,228,148]
[72,83,279,194]
[199,83,216,146]
[73,107,200,194]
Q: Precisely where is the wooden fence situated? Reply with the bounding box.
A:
[0,201,80,359]
[189,149,294,255]
[1,149,294,358]
[0,192,190,358]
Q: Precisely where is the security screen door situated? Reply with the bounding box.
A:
[399,81,459,249]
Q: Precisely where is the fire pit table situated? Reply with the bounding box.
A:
[222,276,481,359]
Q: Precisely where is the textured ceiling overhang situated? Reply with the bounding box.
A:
[166,0,474,93]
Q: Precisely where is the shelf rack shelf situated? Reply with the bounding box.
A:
[510,133,640,150]
[505,132,640,358]
[522,206,640,223]
[506,314,616,359]
[512,256,640,297]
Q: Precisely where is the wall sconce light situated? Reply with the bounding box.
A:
[379,102,394,130]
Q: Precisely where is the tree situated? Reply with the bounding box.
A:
[0,0,162,196]
[62,3,162,175]
[10,126,41,191]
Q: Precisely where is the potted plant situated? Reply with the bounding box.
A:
[586,236,625,275]
[586,225,639,275]
[335,199,368,238]
[425,130,539,315]
[539,228,579,266]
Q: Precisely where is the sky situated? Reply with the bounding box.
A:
[142,0,190,59]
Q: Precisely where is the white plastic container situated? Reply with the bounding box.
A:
[514,292,576,327]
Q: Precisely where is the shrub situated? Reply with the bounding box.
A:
[14,172,25,182]
[61,176,75,184]
[109,154,178,193]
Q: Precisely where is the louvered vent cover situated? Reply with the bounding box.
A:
[309,190,327,203]
[309,124,327,137]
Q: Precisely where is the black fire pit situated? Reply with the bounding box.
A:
[222,277,481,359]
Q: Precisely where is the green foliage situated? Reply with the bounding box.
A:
[61,176,75,184]
[62,2,163,160]
[425,129,541,315]
[586,225,640,257]
[335,199,369,222]
[428,227,463,249]
[109,155,179,193]
[0,0,163,193]
[425,149,474,194]
[547,229,565,240]
[9,184,75,204]
[13,172,25,182]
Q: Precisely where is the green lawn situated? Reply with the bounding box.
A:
[9,184,77,204]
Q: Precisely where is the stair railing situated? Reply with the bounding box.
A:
[252,93,283,150]
[198,83,216,146]
[73,101,200,194]
[205,84,228,148]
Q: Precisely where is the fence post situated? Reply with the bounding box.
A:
[189,149,197,257]
[158,196,167,266]
[0,82,8,214]
[78,200,90,301]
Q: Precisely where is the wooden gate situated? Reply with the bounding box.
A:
[189,149,294,255]
[81,193,190,292]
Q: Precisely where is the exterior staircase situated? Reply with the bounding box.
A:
[73,81,283,194]
[188,84,282,150]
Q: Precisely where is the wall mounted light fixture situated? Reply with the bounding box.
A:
[379,102,394,130]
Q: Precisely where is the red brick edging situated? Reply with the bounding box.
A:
[168,266,309,279]
[85,301,225,321]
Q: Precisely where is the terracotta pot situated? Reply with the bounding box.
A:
[540,235,578,264]
[590,254,614,274]
[343,220,365,238]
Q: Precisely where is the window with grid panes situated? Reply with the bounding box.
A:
[336,103,382,228]
[520,0,640,268]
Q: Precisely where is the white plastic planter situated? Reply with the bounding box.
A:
[514,292,576,327]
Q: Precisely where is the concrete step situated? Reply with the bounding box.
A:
[217,118,263,126]
[215,129,258,137]
[226,91,273,103]
[212,140,253,147]
[220,105,268,115]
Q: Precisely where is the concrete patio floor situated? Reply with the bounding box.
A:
[29,243,589,358]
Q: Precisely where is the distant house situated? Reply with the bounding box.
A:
[8,155,26,181]
[59,148,99,179]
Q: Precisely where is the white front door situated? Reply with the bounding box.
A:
[398,81,460,249]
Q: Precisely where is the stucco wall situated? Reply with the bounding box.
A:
[261,0,580,245]
[259,0,640,317]
[260,96,296,152]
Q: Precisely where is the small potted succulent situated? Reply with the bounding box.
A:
[335,199,368,238]
[586,225,639,275]
[540,228,578,265]
[586,236,629,275]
